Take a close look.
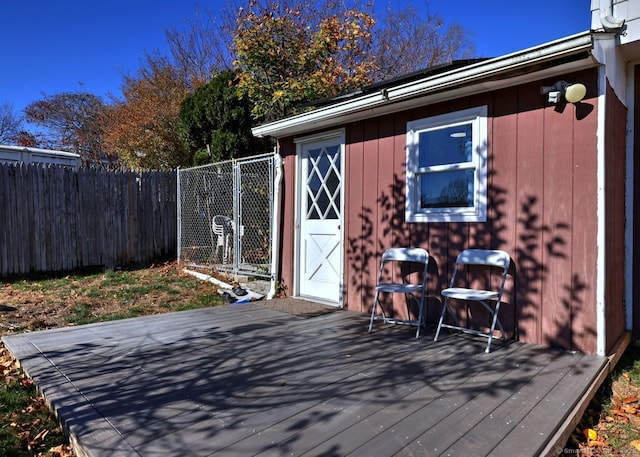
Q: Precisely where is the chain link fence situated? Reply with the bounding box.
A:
[177,153,279,282]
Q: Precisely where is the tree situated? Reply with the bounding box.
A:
[232,0,376,121]
[178,70,268,165]
[372,4,476,81]
[23,92,112,167]
[102,54,192,170]
[12,131,39,148]
[165,6,235,89]
[0,102,22,144]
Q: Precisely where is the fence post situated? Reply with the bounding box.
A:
[176,167,182,264]
[233,159,241,274]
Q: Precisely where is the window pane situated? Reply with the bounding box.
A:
[420,170,474,208]
[418,124,472,167]
[306,144,341,220]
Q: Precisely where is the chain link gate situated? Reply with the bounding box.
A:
[177,153,281,292]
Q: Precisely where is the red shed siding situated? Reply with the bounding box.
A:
[605,81,627,352]
[277,68,617,353]
[277,139,297,298]
[635,65,640,337]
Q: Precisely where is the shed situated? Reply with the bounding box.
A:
[0,144,80,169]
[253,0,639,356]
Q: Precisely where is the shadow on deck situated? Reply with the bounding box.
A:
[2,301,610,457]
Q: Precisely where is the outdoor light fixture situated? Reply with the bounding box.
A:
[540,80,587,104]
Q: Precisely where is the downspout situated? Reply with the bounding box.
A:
[593,0,624,354]
[596,67,607,356]
[599,0,625,32]
[268,151,283,299]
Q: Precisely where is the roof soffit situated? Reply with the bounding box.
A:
[253,31,597,139]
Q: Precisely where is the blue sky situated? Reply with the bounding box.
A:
[0,0,592,116]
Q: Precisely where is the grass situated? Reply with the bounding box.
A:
[1,264,225,333]
[566,344,640,455]
[0,349,70,457]
[0,263,227,456]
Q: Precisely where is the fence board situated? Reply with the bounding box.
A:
[0,163,176,276]
[0,167,7,271]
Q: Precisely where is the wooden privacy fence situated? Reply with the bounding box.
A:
[0,163,177,276]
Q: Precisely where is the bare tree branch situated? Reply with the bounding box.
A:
[0,102,23,144]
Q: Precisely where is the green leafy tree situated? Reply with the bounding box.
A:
[178,70,268,164]
[232,0,377,121]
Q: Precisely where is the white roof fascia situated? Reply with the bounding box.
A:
[252,31,595,138]
[0,144,81,158]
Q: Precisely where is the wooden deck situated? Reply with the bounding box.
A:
[2,302,608,457]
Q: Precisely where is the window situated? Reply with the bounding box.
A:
[405,106,487,223]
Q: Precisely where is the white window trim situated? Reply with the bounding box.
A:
[405,106,488,223]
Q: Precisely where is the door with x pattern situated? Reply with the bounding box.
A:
[298,136,343,304]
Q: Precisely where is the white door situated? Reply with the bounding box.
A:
[298,135,343,305]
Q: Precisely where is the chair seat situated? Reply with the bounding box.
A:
[376,283,423,294]
[441,287,498,301]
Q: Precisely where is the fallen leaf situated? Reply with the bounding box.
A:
[33,428,49,441]
[623,393,638,404]
[610,408,629,420]
[584,428,598,442]
[631,439,640,451]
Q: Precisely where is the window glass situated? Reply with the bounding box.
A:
[418,124,473,167]
[306,145,341,220]
[420,170,474,208]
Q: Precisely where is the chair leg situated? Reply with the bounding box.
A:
[434,297,449,342]
[223,236,230,264]
[415,296,425,338]
[485,301,503,353]
[368,291,381,333]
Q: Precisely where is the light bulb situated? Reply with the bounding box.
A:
[565,83,587,103]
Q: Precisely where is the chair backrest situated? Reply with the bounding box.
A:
[212,215,232,235]
[456,249,510,270]
[381,247,429,264]
[379,248,429,287]
[451,249,510,291]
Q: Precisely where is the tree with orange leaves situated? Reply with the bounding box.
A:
[102,54,192,170]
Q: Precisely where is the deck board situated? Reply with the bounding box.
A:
[2,302,608,457]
